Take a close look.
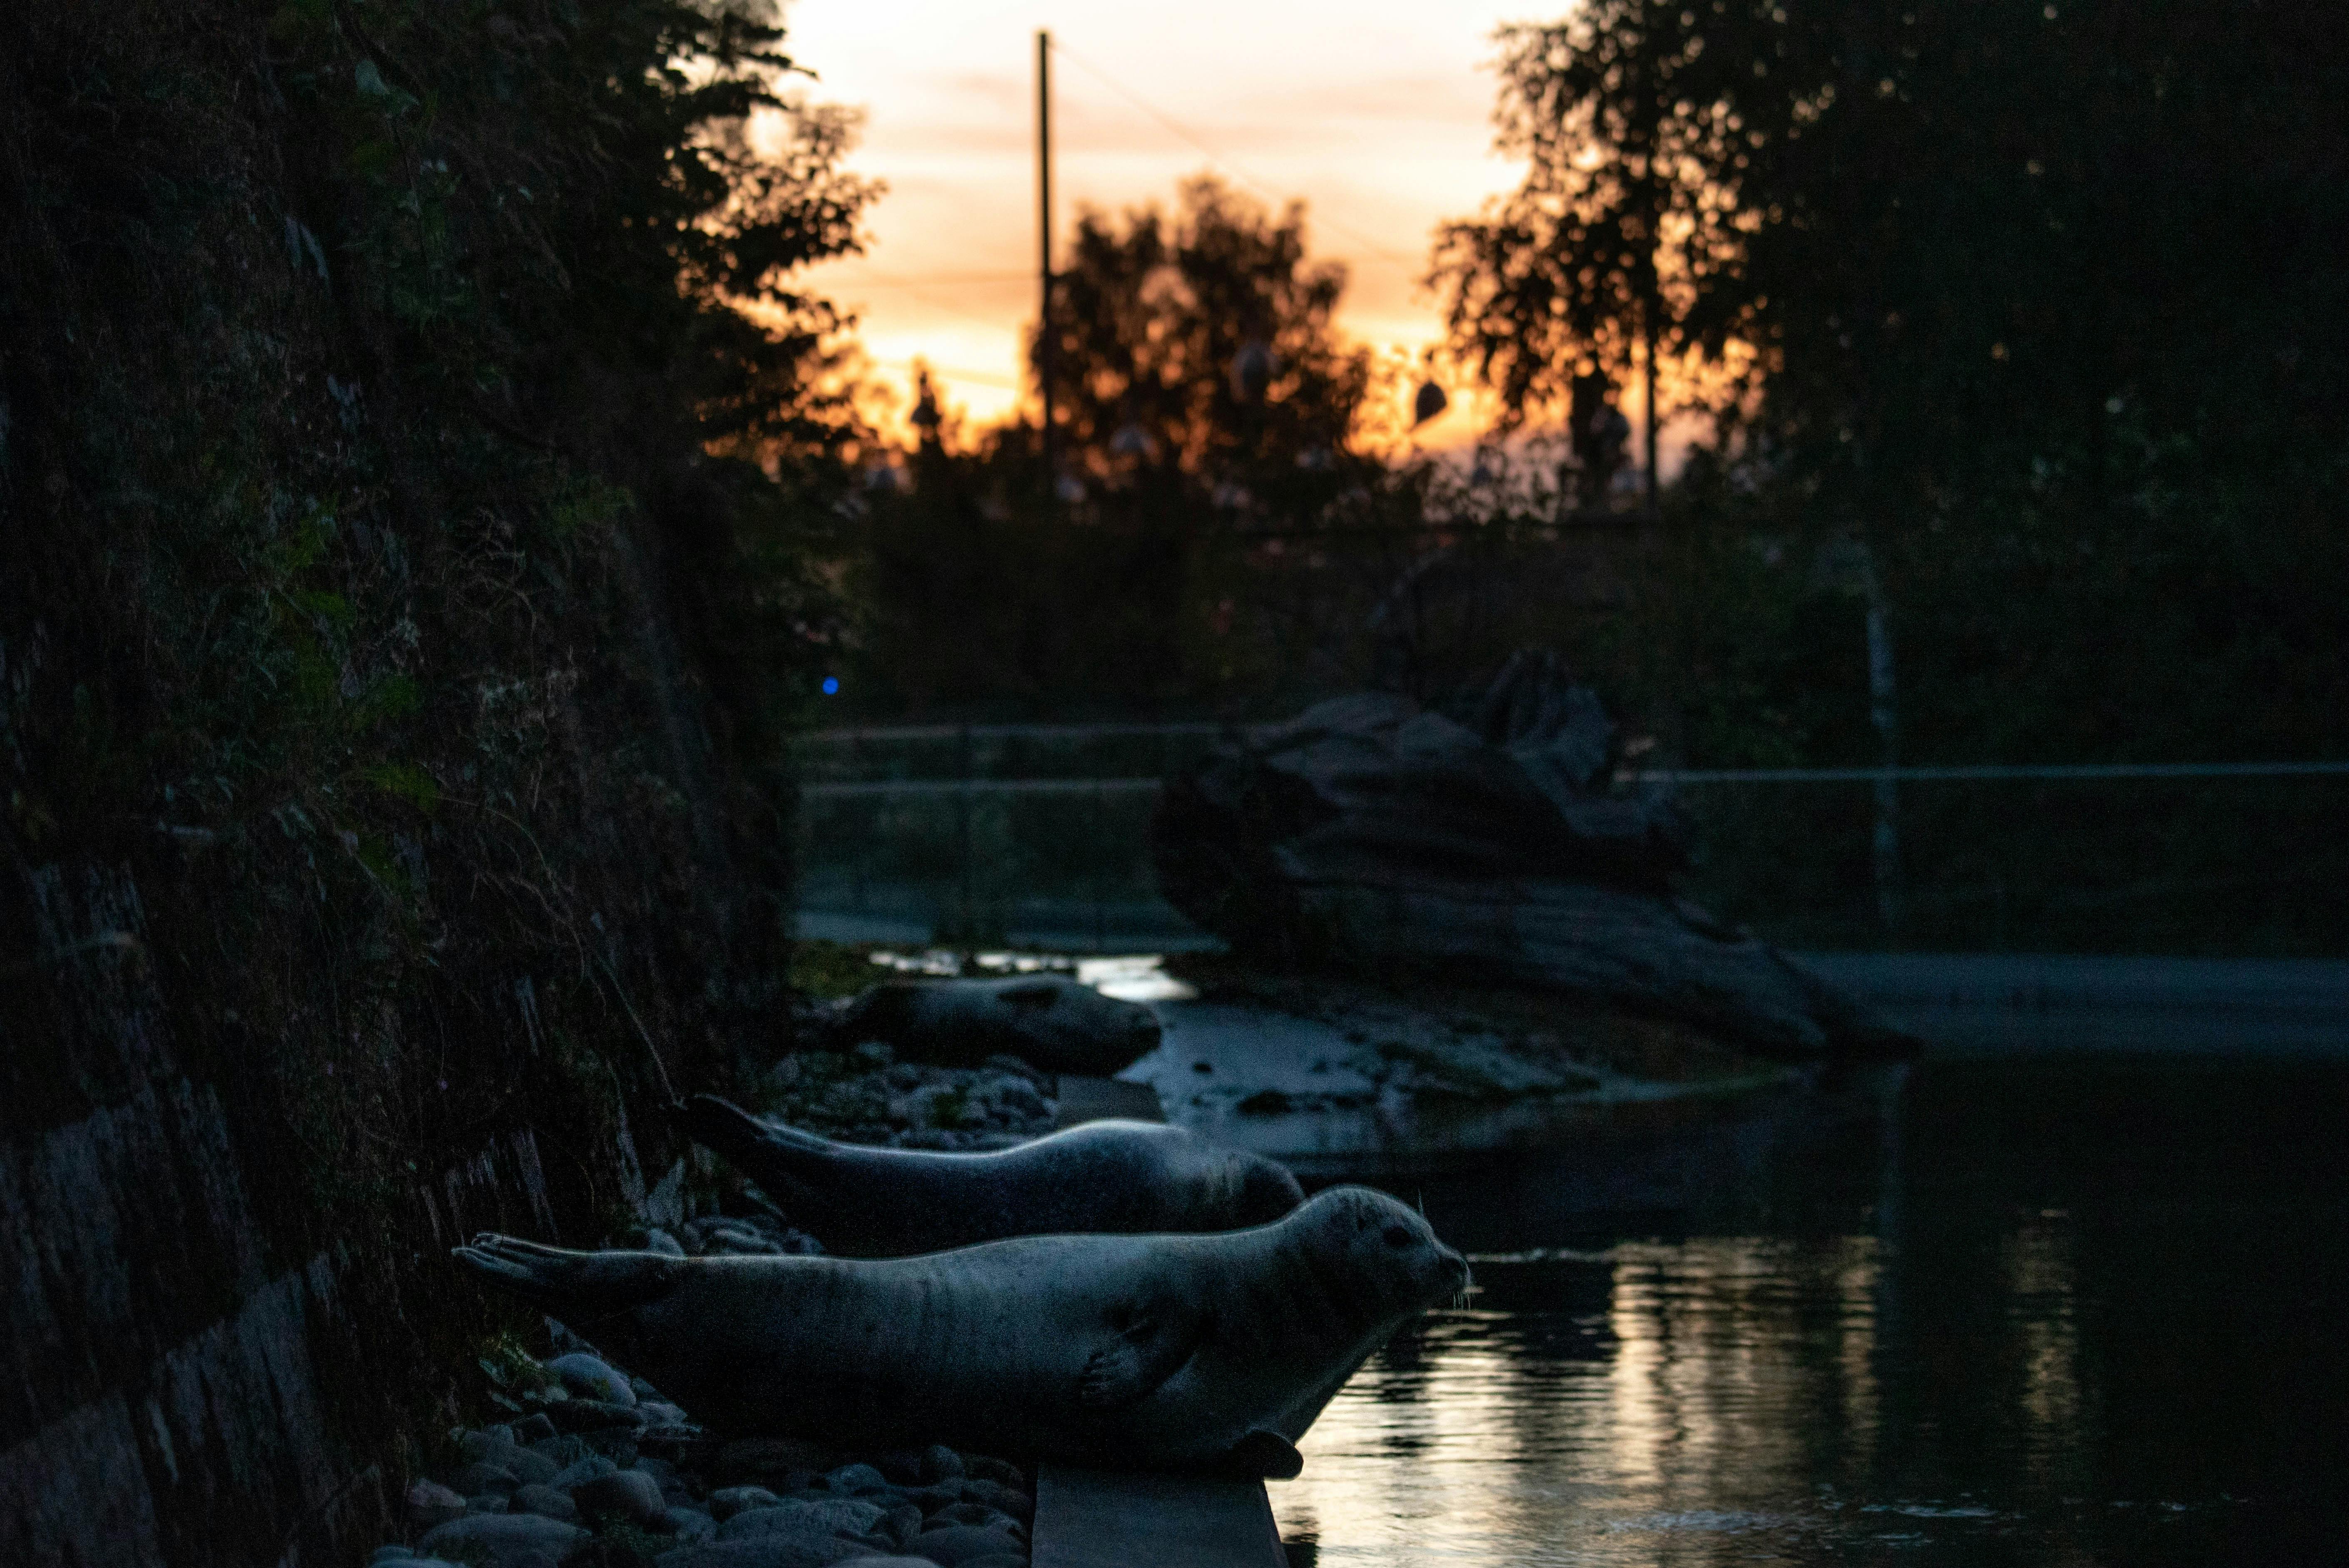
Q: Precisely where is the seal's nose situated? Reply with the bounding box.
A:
[1438,1246,1470,1293]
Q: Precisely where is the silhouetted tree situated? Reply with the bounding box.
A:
[1034,175,1377,490]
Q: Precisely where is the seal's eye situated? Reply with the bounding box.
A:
[1381,1224,1415,1248]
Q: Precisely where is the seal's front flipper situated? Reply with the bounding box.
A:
[1079,1299,1210,1408]
[1223,1429,1304,1480]
[453,1234,682,1321]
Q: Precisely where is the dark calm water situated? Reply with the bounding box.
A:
[1277,1060,2349,1567]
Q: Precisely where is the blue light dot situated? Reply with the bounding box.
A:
[821,677,839,695]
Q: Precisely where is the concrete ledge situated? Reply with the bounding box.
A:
[1792,951,2349,1055]
[1032,1464,1285,1568]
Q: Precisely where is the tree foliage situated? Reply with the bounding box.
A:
[1036,176,1378,482]
[1435,0,2349,769]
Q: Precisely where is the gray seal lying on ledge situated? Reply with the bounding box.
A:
[682,1094,1303,1256]
[453,1186,1467,1478]
[829,973,1162,1075]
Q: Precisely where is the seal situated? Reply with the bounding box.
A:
[680,1094,1304,1257]
[831,974,1161,1075]
[454,1185,1468,1478]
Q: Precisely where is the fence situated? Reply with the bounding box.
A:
[793,725,2349,955]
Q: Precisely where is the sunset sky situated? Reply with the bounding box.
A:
[779,0,1550,439]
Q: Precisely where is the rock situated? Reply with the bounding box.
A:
[709,1486,783,1522]
[955,1457,1024,1489]
[918,1447,964,1485]
[828,974,1160,1076]
[830,1560,940,1568]
[1151,667,1913,1061]
[641,1401,692,1428]
[407,1478,469,1528]
[655,1538,874,1568]
[369,1548,416,1563]
[458,1430,511,1463]
[720,1499,886,1542]
[880,1504,923,1548]
[466,1493,511,1514]
[506,1446,559,1486]
[548,1396,647,1433]
[820,1464,893,1498]
[664,1506,719,1543]
[512,1483,579,1521]
[553,1454,620,1489]
[954,1482,1028,1527]
[905,1526,1024,1566]
[456,1461,523,1495]
[715,1437,836,1487]
[511,1412,559,1446]
[417,1512,590,1566]
[530,1434,592,1466]
[577,1428,640,1466]
[549,1352,638,1406]
[922,1503,1019,1537]
[956,1558,1024,1568]
[574,1467,668,1523]
[645,1228,689,1257]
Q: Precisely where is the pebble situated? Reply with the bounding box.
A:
[922,1503,1020,1538]
[551,1454,619,1490]
[455,1461,521,1496]
[957,1482,1030,1527]
[510,1484,578,1521]
[368,1549,415,1563]
[548,1352,637,1407]
[547,1396,645,1433]
[464,1494,509,1515]
[822,1464,892,1496]
[664,1505,720,1543]
[641,1400,692,1428]
[719,1498,886,1541]
[644,1228,688,1257]
[571,1467,667,1523]
[416,1513,589,1566]
[958,1456,1024,1488]
[708,1485,784,1522]
[904,1527,1025,1567]
[511,1413,558,1446]
[405,1479,468,1528]
[655,1541,878,1568]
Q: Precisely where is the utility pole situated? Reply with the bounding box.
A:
[1642,294,1659,511]
[1036,30,1055,492]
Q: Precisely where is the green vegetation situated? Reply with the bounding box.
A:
[1,0,872,1521]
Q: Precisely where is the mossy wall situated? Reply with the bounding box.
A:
[1,2,854,1561]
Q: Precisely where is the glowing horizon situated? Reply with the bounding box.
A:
[772,0,1546,444]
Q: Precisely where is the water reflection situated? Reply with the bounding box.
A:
[1274,1061,2349,1566]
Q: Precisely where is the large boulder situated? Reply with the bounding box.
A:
[1152,655,1909,1061]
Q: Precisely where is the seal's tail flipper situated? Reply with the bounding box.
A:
[1223,1429,1304,1480]
[680,1094,827,1208]
[453,1234,681,1320]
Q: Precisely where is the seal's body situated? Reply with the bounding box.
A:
[455,1187,1467,1477]
[834,974,1161,1075]
[682,1095,1303,1257]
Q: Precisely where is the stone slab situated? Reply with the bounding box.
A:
[1030,1465,1284,1568]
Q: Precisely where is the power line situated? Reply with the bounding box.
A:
[1046,36,1426,274]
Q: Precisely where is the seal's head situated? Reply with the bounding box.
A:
[1297,1185,1470,1317]
[1223,1148,1309,1227]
